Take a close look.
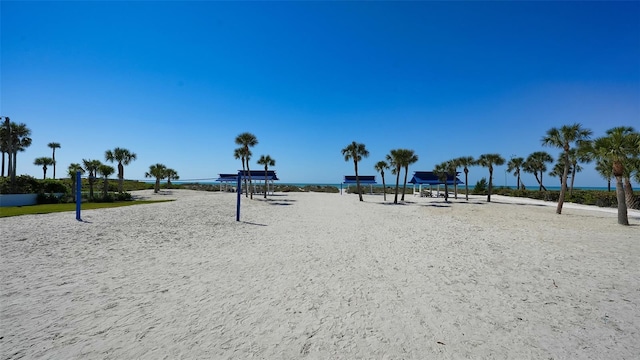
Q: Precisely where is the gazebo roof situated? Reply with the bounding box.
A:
[343,175,377,184]
[409,171,463,185]
[216,170,279,182]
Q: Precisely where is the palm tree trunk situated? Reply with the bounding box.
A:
[623,177,637,210]
[556,156,570,214]
[615,176,629,225]
[1,152,5,177]
[401,166,409,201]
[516,172,521,190]
[453,173,458,200]
[607,180,611,192]
[354,160,363,202]
[264,167,268,199]
[464,168,469,201]
[118,163,124,193]
[381,172,386,202]
[394,168,401,204]
[52,150,56,179]
[444,182,449,202]
[487,170,493,202]
[247,160,253,200]
[155,178,160,193]
[535,171,542,191]
[569,165,577,196]
[103,178,108,198]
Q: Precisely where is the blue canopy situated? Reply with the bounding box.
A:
[343,175,377,184]
[217,170,279,182]
[409,171,463,185]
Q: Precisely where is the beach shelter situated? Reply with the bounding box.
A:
[217,170,279,193]
[408,171,463,197]
[342,175,377,194]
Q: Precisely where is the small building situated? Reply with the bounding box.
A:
[342,175,377,194]
[216,170,279,193]
[409,171,463,197]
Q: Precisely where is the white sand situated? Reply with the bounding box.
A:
[1,189,639,359]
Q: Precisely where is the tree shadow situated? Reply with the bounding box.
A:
[241,221,267,226]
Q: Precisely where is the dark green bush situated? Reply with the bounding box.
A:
[114,192,133,201]
[473,178,487,194]
[36,193,61,204]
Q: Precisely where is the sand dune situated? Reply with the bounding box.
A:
[1,190,638,359]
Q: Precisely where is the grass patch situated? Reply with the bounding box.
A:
[0,200,174,218]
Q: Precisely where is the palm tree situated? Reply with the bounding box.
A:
[506,157,525,190]
[105,147,137,193]
[82,159,102,200]
[342,141,369,202]
[523,151,554,191]
[387,150,402,204]
[1,117,10,177]
[595,158,613,192]
[257,155,276,199]
[234,147,251,196]
[67,163,85,202]
[374,160,389,201]
[165,168,179,187]
[454,156,475,201]
[591,127,639,225]
[400,150,418,201]
[145,163,167,193]
[549,161,566,188]
[433,162,452,202]
[542,123,593,214]
[567,143,593,195]
[33,157,54,179]
[477,153,505,202]
[98,164,115,198]
[235,133,258,199]
[8,122,32,181]
[48,142,61,179]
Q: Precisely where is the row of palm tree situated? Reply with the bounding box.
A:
[347,124,639,226]
[144,163,180,193]
[1,118,32,186]
[233,132,277,199]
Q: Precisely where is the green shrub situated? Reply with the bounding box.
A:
[36,193,61,204]
[114,192,133,201]
[473,178,487,194]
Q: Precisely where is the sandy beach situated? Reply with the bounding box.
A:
[1,189,639,359]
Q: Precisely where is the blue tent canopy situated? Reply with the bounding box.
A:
[216,170,279,182]
[343,175,377,184]
[409,171,463,185]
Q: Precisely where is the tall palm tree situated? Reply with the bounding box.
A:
[542,123,593,214]
[523,151,554,191]
[567,143,593,195]
[595,158,613,192]
[67,163,85,202]
[235,132,258,199]
[477,153,505,202]
[82,159,102,200]
[1,117,10,177]
[33,157,54,179]
[400,150,418,202]
[8,122,32,181]
[342,141,369,202]
[234,147,251,196]
[387,150,402,204]
[257,155,276,199]
[145,163,167,193]
[48,142,61,179]
[433,162,452,202]
[98,164,115,198]
[165,168,179,187]
[105,147,137,193]
[506,157,525,190]
[454,156,475,201]
[374,160,389,201]
[591,126,639,225]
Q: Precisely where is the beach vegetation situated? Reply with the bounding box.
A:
[145,163,167,193]
[105,147,137,193]
[542,123,593,214]
[342,141,369,202]
[82,159,102,200]
[1,119,32,185]
[523,151,553,191]
[473,177,487,194]
[0,199,173,218]
[235,132,258,199]
[98,164,115,199]
[455,156,475,201]
[506,156,525,190]
[165,168,179,188]
[590,126,640,225]
[33,157,54,179]
[374,160,389,201]
[433,161,452,202]
[476,153,505,202]
[47,142,61,179]
[257,154,276,199]
[67,163,85,202]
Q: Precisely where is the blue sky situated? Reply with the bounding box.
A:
[2,1,639,187]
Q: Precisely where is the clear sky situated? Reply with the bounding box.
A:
[2,1,639,187]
